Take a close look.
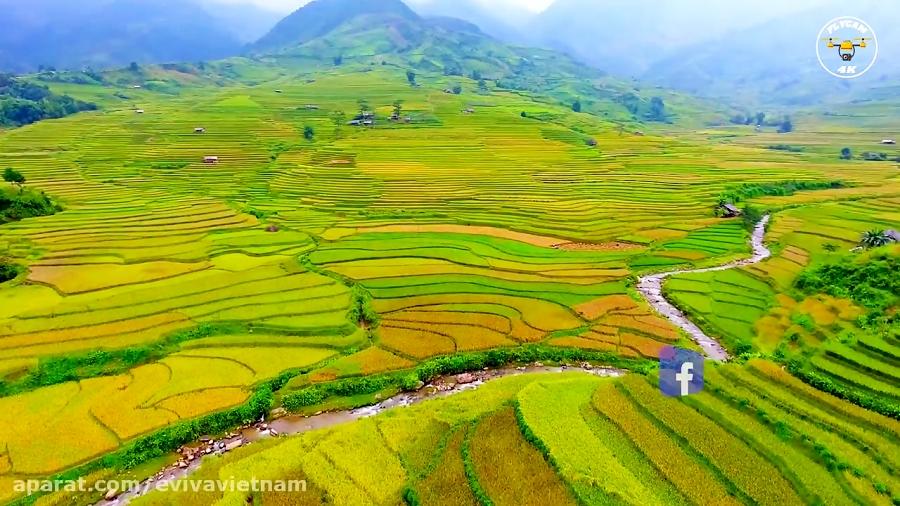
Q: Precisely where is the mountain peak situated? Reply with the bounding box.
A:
[252,0,419,52]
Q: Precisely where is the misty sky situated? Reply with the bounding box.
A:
[208,0,555,14]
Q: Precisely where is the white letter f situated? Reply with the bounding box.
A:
[675,362,694,396]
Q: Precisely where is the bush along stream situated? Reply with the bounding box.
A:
[10,345,651,506]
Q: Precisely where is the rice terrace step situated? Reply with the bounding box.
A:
[0,1,898,505]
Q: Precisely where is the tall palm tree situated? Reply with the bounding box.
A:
[860,230,890,249]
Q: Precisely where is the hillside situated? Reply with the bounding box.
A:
[643,0,900,106]
[642,2,900,106]
[527,0,824,76]
[128,369,900,505]
[0,2,898,505]
[252,0,420,53]
[244,0,727,127]
[0,0,251,72]
[1,53,898,503]
[0,73,96,126]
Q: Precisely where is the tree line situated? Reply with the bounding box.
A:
[0,73,97,127]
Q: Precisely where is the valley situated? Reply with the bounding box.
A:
[0,0,898,505]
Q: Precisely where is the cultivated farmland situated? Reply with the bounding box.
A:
[131,369,900,505]
[0,61,898,505]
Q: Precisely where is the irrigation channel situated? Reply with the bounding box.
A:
[102,364,626,505]
[637,215,771,362]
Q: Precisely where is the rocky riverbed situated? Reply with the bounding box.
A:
[637,216,771,361]
[100,363,625,505]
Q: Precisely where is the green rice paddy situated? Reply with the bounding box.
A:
[0,61,898,504]
[127,366,900,505]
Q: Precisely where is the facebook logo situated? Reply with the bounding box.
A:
[659,346,704,397]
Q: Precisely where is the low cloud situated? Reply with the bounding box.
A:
[205,0,556,14]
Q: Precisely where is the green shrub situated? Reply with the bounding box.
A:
[0,186,62,222]
[767,145,804,153]
[282,346,652,411]
[795,249,898,312]
[0,260,21,283]
[718,180,845,206]
[790,313,815,332]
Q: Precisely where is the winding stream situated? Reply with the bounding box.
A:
[97,217,771,504]
[637,216,771,361]
[102,365,625,505]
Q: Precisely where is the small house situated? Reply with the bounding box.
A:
[634,131,645,136]
[305,104,319,110]
[404,116,412,123]
[882,139,896,145]
[203,156,219,164]
[194,127,206,133]
[718,203,742,218]
[135,109,145,114]
[886,230,900,243]
[274,89,283,93]
[347,119,362,126]
[362,120,374,126]
[132,85,142,89]
[463,108,475,114]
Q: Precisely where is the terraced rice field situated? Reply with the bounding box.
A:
[1,64,899,503]
[664,196,899,414]
[128,367,900,505]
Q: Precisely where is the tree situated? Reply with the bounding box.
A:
[331,111,346,138]
[452,84,462,95]
[3,168,24,187]
[406,71,416,86]
[470,70,482,81]
[333,55,343,66]
[860,230,890,249]
[358,99,370,115]
[755,112,766,126]
[572,101,582,113]
[128,61,140,72]
[303,126,315,141]
[648,96,667,122]
[520,111,528,118]
[0,259,21,283]
[840,147,852,160]
[392,100,403,118]
[477,79,488,93]
[778,116,793,133]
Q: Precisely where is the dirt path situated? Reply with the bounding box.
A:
[637,216,771,361]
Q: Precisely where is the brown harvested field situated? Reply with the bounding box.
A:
[553,241,646,252]
[575,294,640,320]
[355,224,567,247]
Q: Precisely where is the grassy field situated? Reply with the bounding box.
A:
[0,60,898,504]
[126,368,900,505]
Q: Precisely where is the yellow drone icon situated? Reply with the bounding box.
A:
[823,37,869,61]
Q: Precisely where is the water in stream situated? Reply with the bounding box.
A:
[103,365,625,505]
[636,216,771,361]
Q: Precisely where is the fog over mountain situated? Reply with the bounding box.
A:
[0,0,279,72]
[2,0,897,107]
